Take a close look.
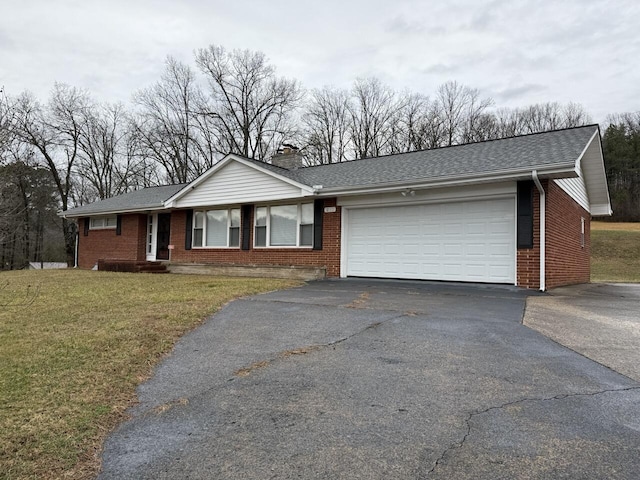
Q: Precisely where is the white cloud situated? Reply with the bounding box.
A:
[0,0,638,121]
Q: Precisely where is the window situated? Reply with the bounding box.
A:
[254,203,314,247]
[192,208,240,248]
[193,212,204,247]
[89,215,117,229]
[147,215,153,254]
[300,203,314,247]
[254,207,267,247]
[581,217,585,248]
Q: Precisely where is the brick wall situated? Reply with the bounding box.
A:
[517,185,541,289]
[77,214,147,268]
[516,180,590,289]
[169,198,343,277]
[546,181,591,288]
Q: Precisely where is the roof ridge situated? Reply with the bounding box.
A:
[298,124,600,169]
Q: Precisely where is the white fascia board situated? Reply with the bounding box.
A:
[318,164,577,197]
[582,133,613,216]
[591,203,614,216]
[574,130,599,171]
[60,205,165,218]
[164,154,315,208]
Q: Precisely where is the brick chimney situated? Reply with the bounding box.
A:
[271,144,304,170]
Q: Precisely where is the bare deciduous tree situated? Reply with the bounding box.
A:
[302,87,350,164]
[76,102,137,200]
[0,89,17,164]
[133,57,214,183]
[436,81,493,146]
[13,84,88,266]
[349,77,402,158]
[195,45,303,161]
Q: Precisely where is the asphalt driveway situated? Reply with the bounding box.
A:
[98,279,640,479]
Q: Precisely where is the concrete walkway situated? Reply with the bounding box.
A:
[525,283,640,382]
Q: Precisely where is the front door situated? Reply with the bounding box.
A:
[156,213,171,260]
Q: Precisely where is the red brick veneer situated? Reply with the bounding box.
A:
[77,214,147,269]
[77,187,590,288]
[517,180,591,289]
[546,181,591,289]
[168,198,342,277]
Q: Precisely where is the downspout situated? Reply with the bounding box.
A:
[74,230,79,268]
[532,171,545,292]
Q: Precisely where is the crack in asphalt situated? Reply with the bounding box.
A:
[137,310,407,418]
[232,312,407,378]
[424,385,640,478]
[245,296,417,315]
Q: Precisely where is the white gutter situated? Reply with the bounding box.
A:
[532,170,545,292]
[317,163,577,197]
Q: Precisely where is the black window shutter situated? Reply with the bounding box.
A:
[241,204,252,250]
[313,199,324,250]
[116,215,122,235]
[517,181,534,249]
[185,209,193,250]
[83,217,89,236]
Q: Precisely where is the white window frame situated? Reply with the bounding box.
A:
[254,203,314,248]
[89,215,117,230]
[192,208,241,249]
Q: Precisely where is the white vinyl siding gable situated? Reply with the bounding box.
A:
[554,164,589,212]
[173,161,306,208]
[555,132,613,215]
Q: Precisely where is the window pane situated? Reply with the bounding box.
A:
[300,224,313,246]
[229,227,240,247]
[194,211,204,229]
[230,208,240,228]
[301,203,314,225]
[193,229,203,247]
[255,207,267,227]
[255,226,266,247]
[105,216,117,227]
[90,218,100,228]
[206,210,228,247]
[270,205,297,246]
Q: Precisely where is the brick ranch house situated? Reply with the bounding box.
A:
[61,125,611,291]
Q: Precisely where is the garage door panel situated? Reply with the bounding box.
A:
[346,198,515,283]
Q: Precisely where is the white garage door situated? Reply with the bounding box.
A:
[346,198,515,283]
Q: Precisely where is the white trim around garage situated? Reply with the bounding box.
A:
[339,188,518,284]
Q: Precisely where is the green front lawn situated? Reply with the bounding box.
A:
[591,222,640,283]
[0,270,298,480]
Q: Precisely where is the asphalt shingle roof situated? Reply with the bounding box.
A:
[62,125,599,216]
[287,125,598,189]
[63,184,187,216]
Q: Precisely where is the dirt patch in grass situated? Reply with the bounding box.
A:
[591,223,640,283]
[0,270,298,480]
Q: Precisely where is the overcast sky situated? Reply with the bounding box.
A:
[1,0,638,122]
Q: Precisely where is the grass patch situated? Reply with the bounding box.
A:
[591,221,640,282]
[0,270,298,480]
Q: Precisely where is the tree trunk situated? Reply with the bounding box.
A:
[62,218,76,267]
